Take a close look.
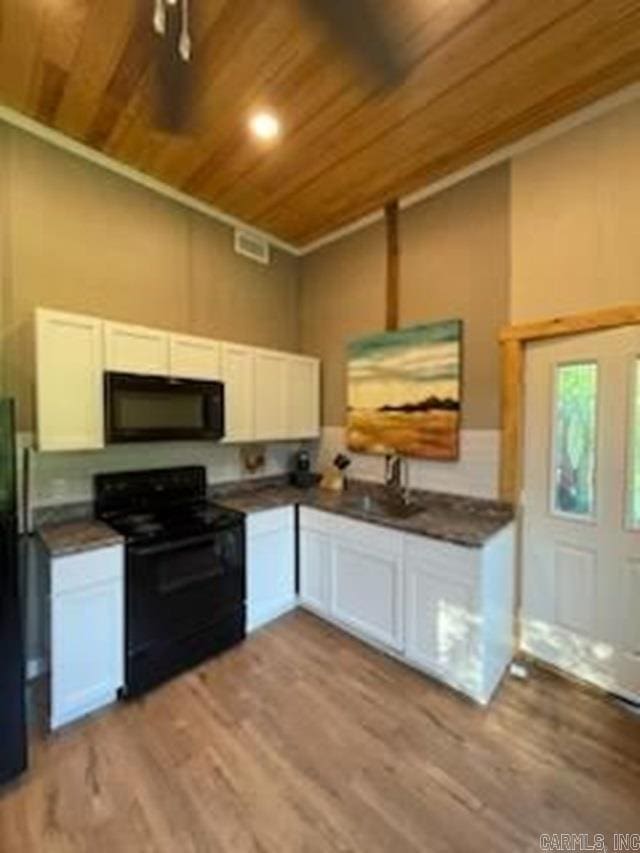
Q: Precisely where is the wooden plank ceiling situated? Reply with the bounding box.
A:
[1,0,640,247]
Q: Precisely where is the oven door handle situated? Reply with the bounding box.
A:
[127,530,229,558]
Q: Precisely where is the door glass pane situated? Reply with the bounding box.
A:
[631,360,640,528]
[553,363,598,517]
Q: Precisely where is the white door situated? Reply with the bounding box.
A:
[221,343,255,442]
[169,334,221,380]
[254,350,288,440]
[522,326,640,701]
[36,309,105,451]
[287,356,320,439]
[104,321,170,375]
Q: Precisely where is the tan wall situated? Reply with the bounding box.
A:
[300,165,510,429]
[0,126,300,429]
[511,98,640,322]
[399,166,510,430]
[300,221,387,427]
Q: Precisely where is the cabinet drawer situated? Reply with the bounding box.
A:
[300,508,402,558]
[247,507,294,538]
[404,533,480,580]
[51,546,124,596]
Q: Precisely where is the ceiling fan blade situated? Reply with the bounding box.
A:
[299,0,410,87]
[153,1,194,133]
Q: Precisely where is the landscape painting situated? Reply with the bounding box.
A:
[347,321,462,460]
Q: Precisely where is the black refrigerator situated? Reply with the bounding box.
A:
[0,399,27,785]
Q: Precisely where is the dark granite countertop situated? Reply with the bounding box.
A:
[34,476,513,554]
[38,520,124,558]
[212,478,514,548]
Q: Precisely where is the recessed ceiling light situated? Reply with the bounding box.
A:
[249,112,281,141]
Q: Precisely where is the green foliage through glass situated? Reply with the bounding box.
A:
[553,363,597,517]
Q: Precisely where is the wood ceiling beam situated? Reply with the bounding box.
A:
[385,200,399,332]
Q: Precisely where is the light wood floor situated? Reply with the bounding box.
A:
[1,610,639,853]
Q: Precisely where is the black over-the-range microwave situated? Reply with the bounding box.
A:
[104,372,225,443]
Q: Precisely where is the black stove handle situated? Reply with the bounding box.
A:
[127,527,239,558]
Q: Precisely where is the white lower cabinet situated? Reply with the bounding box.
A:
[404,537,482,697]
[330,527,403,651]
[49,545,124,730]
[247,508,296,631]
[299,526,332,615]
[299,507,515,704]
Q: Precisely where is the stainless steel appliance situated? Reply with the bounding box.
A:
[0,399,27,785]
[104,372,225,443]
[95,466,245,696]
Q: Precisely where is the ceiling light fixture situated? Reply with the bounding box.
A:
[153,0,191,62]
[249,112,281,141]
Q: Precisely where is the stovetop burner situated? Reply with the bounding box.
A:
[94,466,242,546]
[103,500,240,544]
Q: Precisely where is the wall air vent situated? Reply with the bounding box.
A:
[233,229,271,265]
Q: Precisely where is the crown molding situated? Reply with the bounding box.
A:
[0,105,302,257]
[298,81,640,256]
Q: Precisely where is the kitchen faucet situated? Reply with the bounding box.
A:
[384,454,411,504]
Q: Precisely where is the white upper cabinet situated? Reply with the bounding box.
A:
[36,308,105,451]
[221,343,255,443]
[104,321,170,376]
[288,356,320,439]
[35,308,321,449]
[169,334,221,381]
[254,349,288,441]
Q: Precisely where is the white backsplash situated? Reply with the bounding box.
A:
[18,433,304,511]
[316,426,500,500]
[17,426,500,521]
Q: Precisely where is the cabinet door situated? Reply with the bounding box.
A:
[299,527,332,615]
[254,350,288,441]
[169,334,221,380]
[104,321,169,376]
[287,356,320,438]
[50,548,124,730]
[331,536,404,650]
[36,309,104,451]
[221,343,255,442]
[404,540,480,693]
[247,508,295,631]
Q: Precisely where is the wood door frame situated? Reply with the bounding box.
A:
[499,304,640,504]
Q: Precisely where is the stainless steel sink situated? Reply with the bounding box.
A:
[346,493,424,519]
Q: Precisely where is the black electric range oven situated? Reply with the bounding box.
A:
[95,466,245,696]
